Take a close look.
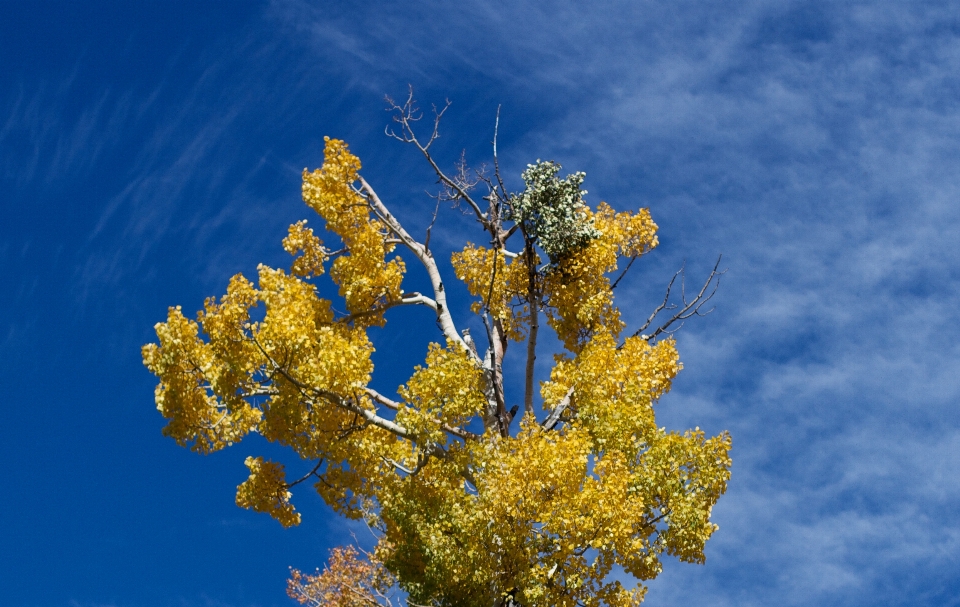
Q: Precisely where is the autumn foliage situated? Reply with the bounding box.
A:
[143,101,731,606]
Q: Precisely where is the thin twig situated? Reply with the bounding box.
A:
[626,254,724,345]
[385,89,488,224]
[424,196,441,253]
[492,105,508,208]
[610,255,638,290]
[287,460,324,488]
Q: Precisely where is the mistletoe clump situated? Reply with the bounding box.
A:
[509,161,601,261]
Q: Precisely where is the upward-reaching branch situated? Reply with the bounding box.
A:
[522,239,540,417]
[364,387,479,442]
[491,105,509,215]
[384,91,518,437]
[356,175,476,361]
[385,91,489,226]
[627,254,725,345]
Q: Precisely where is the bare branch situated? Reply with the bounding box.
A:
[491,105,508,208]
[364,388,480,441]
[338,292,439,324]
[628,255,725,344]
[632,269,681,337]
[427,100,449,149]
[542,386,575,431]
[502,222,521,243]
[385,90,488,224]
[610,255,638,290]
[424,196,441,253]
[383,87,420,142]
[287,460,324,488]
[356,175,476,360]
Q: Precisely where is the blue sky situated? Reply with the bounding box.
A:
[2,1,959,606]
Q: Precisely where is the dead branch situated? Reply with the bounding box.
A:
[627,254,724,344]
[491,105,509,210]
[433,150,484,208]
[385,88,488,224]
[610,255,638,290]
[286,460,325,488]
[424,197,442,253]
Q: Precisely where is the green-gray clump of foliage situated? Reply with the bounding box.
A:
[509,161,601,262]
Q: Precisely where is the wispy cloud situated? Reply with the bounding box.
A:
[6,2,958,605]
[273,1,960,604]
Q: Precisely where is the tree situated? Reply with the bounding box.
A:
[142,93,731,607]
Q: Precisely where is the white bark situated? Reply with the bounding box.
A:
[357,176,477,362]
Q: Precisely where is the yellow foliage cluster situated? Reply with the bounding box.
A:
[302,137,405,326]
[397,341,488,445]
[595,202,659,258]
[451,245,533,341]
[141,303,262,454]
[236,456,301,528]
[367,330,726,605]
[142,262,380,513]
[288,545,394,606]
[143,137,731,606]
[370,414,730,606]
[542,334,681,457]
[282,220,327,278]
[544,203,659,352]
